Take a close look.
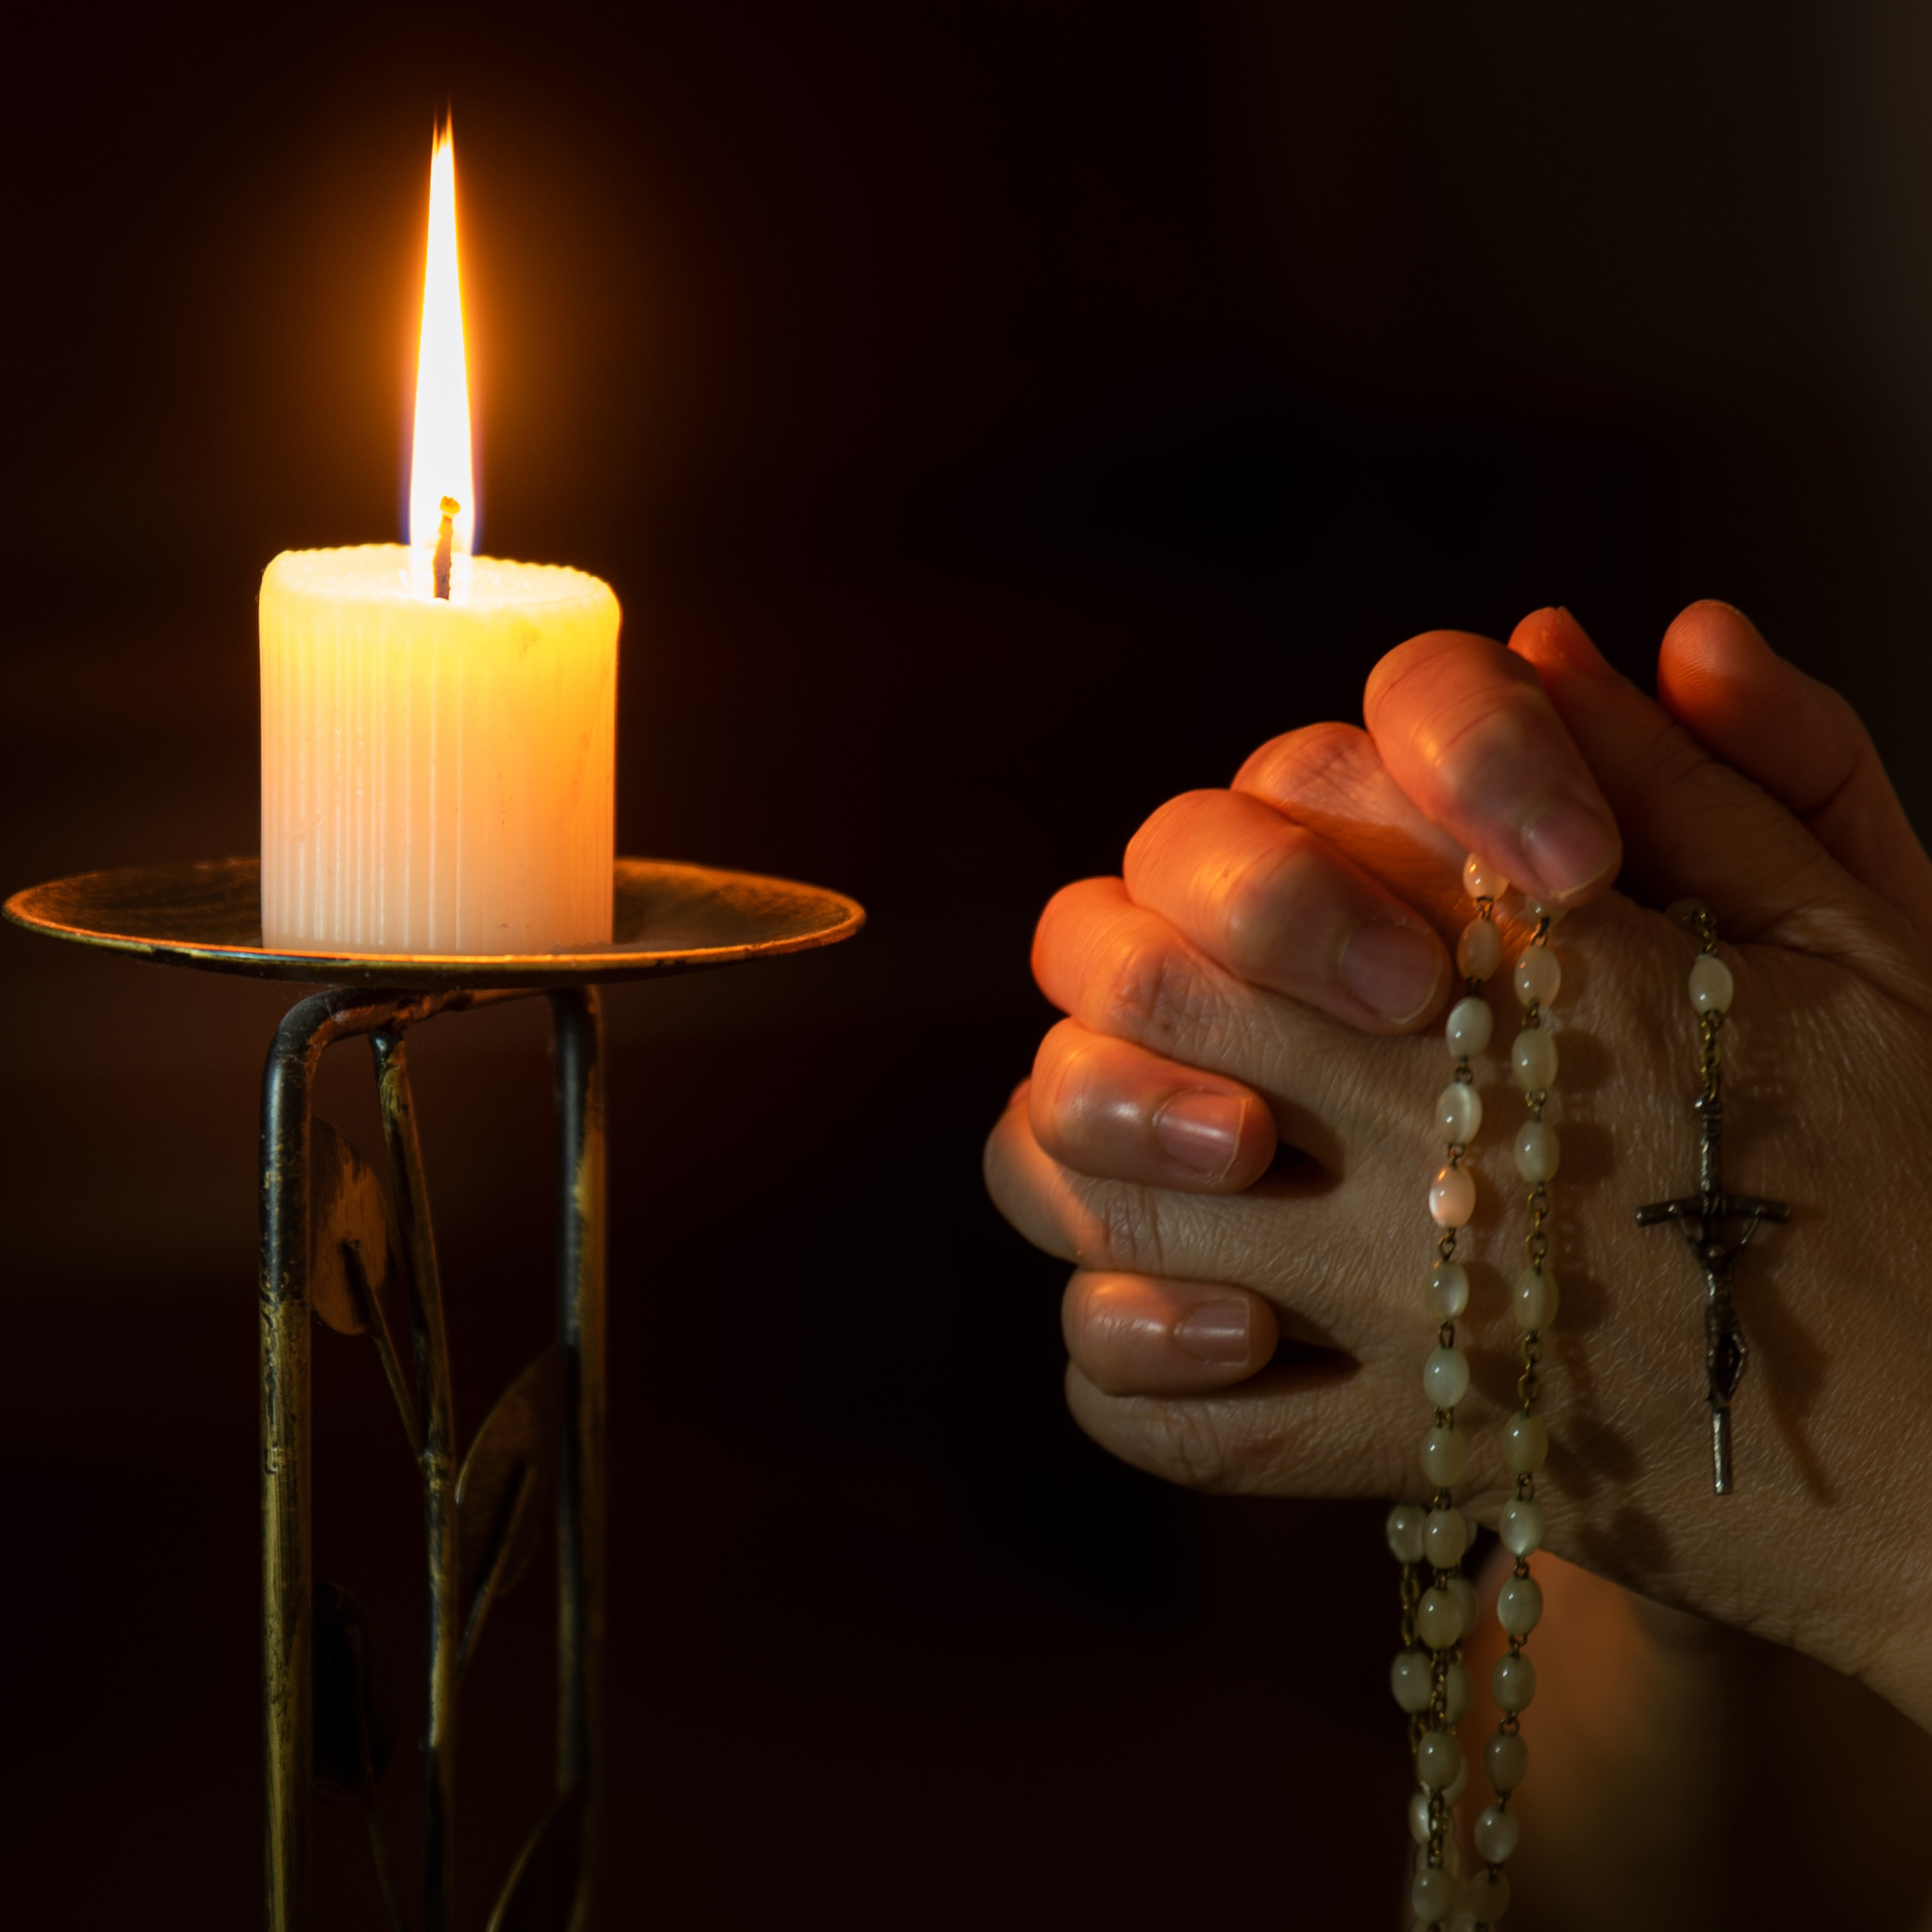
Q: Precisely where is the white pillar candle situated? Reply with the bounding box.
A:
[259,547,619,955]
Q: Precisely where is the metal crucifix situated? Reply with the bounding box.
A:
[1636,1084,1788,1494]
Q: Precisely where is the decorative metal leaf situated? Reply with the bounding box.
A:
[484,1782,586,1932]
[309,1116,400,1339]
[457,1346,565,1667]
[312,1581,396,1801]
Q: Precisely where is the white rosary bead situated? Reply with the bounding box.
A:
[1512,1265,1559,1330]
[1689,951,1733,1013]
[1410,1865,1462,1926]
[1513,943,1561,1009]
[1501,1410,1548,1474]
[1422,1424,1468,1485]
[1524,897,1568,926]
[1510,1026,1558,1091]
[1499,1497,1545,1557]
[1417,1587,1465,1649]
[1416,1728,1465,1790]
[1497,1573,1545,1636]
[1448,1575,1481,1640]
[1463,854,1510,901]
[1473,1803,1520,1864]
[1442,1755,1470,1808]
[1443,1657,1475,1726]
[1491,1652,1536,1712]
[1456,916,1503,979]
[1514,1119,1561,1183]
[1485,1730,1529,1791]
[1391,1649,1434,1713]
[1427,1260,1470,1320]
[1444,1914,1478,1932]
[1424,1504,1469,1568]
[1430,1164,1477,1227]
[1436,1079,1483,1143]
[1466,1867,1511,1924]
[1385,1502,1428,1564]
[1423,1345,1471,1408]
[1408,1787,1433,1847]
[1445,995,1494,1057]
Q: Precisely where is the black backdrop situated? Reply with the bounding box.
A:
[7,5,1932,1925]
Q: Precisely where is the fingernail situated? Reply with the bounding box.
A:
[1154,1090,1245,1176]
[1174,1299,1253,1365]
[1339,921,1443,1023]
[1521,795,1620,900]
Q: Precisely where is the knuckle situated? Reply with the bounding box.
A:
[1238,720,1370,813]
[1100,927,1198,1054]
[1084,1176,1171,1276]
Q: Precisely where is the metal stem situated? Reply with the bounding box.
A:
[372,1027,460,1932]
[552,987,606,1928]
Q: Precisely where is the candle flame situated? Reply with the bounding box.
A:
[409,124,474,561]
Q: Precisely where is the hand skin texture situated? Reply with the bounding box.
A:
[984,603,1932,1748]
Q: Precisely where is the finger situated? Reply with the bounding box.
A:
[1064,1359,1410,1498]
[1654,600,1932,935]
[1062,1269,1281,1395]
[1234,719,1465,913]
[1029,877,1352,1168]
[1510,606,1914,960]
[1122,788,1452,1031]
[983,1093,1362,1343]
[1364,629,1623,907]
[1029,1019,1277,1192]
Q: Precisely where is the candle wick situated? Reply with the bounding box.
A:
[433,496,460,600]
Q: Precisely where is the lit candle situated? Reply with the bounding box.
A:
[260,126,619,955]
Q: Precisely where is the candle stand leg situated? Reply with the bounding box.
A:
[257,984,602,1932]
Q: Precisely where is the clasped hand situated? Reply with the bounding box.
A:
[985,602,1932,1733]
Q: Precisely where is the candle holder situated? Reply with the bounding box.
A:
[5,857,864,1932]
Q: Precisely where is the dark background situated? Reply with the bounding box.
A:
[7,4,1932,1925]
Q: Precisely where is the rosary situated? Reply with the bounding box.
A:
[1387,871,1784,1930]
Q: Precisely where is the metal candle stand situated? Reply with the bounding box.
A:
[5,858,864,1932]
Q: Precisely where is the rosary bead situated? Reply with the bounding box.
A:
[1501,1410,1548,1474]
[1689,951,1733,1014]
[1473,1803,1520,1864]
[1443,1657,1475,1726]
[1436,1080,1483,1143]
[1408,1787,1433,1847]
[1467,1867,1511,1923]
[1513,944,1561,1009]
[1511,1265,1559,1331]
[1406,1862,1460,1924]
[1496,1574,1545,1636]
[1391,1649,1434,1713]
[1485,1730,1529,1792]
[1424,1504,1470,1568]
[1386,1502,1428,1564]
[1448,1575,1481,1640]
[1430,1164,1477,1228]
[1446,995,1494,1057]
[1457,917,1503,980]
[1498,1497,1544,1557]
[1514,1120,1561,1183]
[1445,1914,1478,1932]
[1416,1727,1465,1791]
[1443,1755,1470,1808]
[1491,1651,1536,1712]
[1410,1864,1462,1925]
[1510,1026,1558,1091]
[1524,897,1568,927]
[1417,1587,1465,1649]
[1424,1345,1472,1408]
[1422,1423,1468,1485]
[1463,854,1510,901]
[1427,1261,1471,1320]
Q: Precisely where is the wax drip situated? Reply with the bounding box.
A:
[433,496,460,600]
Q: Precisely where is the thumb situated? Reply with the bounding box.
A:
[1656,600,1932,937]
[1510,608,1920,980]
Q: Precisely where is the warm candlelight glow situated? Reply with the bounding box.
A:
[409,124,474,564]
